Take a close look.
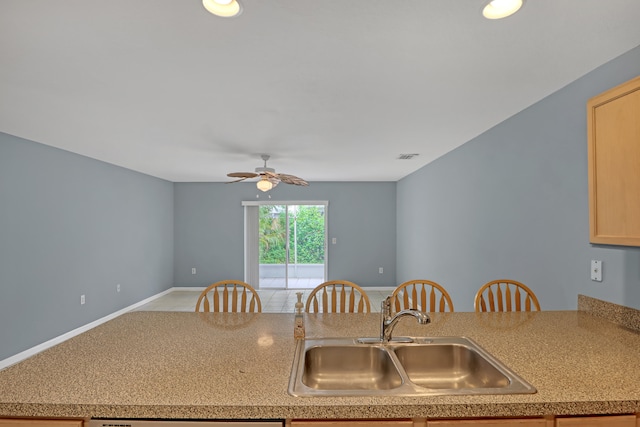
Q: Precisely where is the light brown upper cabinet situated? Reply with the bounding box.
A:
[587,75,640,246]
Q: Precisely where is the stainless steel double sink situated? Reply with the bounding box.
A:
[288,336,536,397]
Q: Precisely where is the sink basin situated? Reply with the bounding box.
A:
[394,343,509,389]
[302,345,403,390]
[288,337,536,397]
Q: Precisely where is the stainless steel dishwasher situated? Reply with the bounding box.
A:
[88,419,283,427]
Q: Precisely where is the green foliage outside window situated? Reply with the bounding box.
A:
[259,205,325,264]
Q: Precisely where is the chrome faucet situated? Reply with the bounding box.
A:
[380,296,430,342]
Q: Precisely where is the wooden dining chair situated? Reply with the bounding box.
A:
[305,280,371,313]
[391,279,454,313]
[195,280,262,313]
[474,279,540,312]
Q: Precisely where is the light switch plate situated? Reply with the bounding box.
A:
[591,260,602,282]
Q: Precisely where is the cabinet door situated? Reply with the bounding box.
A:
[587,74,640,246]
[0,420,83,427]
[555,414,636,427]
[291,421,416,427]
[427,419,551,426]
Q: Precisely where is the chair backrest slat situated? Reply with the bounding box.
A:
[214,288,221,312]
[488,287,496,312]
[438,295,446,312]
[348,286,356,312]
[322,286,330,313]
[504,284,511,311]
[514,287,521,311]
[399,288,410,311]
[240,286,247,313]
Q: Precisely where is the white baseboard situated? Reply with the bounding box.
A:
[0,287,175,371]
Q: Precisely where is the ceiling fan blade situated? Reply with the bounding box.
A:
[259,171,278,188]
[227,172,259,178]
[225,177,249,183]
[276,173,309,186]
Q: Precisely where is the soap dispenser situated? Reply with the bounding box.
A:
[294,292,305,340]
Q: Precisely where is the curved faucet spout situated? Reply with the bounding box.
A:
[380,297,431,342]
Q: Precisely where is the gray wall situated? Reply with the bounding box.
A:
[397,45,640,312]
[0,133,174,361]
[174,181,396,288]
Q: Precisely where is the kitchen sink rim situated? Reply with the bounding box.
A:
[288,336,537,397]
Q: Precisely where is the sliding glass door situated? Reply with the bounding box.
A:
[245,202,327,290]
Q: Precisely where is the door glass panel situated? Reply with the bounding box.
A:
[259,205,287,289]
[288,205,325,289]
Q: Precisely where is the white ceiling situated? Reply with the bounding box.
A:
[2,1,640,183]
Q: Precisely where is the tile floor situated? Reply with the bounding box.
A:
[136,288,395,313]
[258,277,325,289]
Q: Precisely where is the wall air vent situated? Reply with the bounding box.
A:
[397,154,419,160]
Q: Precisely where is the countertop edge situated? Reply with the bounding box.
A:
[2,400,640,420]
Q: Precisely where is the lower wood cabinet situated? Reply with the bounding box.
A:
[426,418,552,426]
[290,421,416,427]
[290,414,640,427]
[554,414,637,427]
[290,419,551,427]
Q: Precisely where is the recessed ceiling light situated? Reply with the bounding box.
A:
[202,0,242,18]
[482,0,524,19]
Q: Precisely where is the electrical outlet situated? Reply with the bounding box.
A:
[117,284,121,293]
[192,267,196,275]
[332,238,337,244]
[80,294,86,305]
[379,267,383,274]
[591,260,602,282]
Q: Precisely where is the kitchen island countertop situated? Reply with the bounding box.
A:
[0,308,639,420]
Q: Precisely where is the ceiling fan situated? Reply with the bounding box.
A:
[227,155,309,192]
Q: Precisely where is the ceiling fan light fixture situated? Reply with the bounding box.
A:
[256,178,273,192]
[482,0,523,19]
[202,0,242,18]
[227,154,307,189]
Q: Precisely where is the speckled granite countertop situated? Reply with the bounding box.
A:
[1,305,639,420]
